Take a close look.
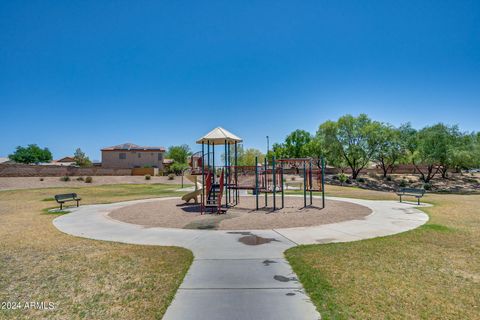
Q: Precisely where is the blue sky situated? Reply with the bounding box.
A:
[1,0,479,160]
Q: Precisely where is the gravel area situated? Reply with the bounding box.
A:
[0,176,191,190]
[108,196,372,230]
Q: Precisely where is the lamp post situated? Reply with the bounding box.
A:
[266,135,269,154]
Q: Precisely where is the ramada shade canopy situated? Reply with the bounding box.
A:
[196,127,243,145]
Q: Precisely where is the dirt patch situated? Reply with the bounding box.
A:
[108,196,372,230]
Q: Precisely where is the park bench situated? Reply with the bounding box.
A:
[396,188,425,205]
[54,193,82,210]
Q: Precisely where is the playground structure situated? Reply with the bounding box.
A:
[187,127,326,214]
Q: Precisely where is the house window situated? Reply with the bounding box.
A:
[119,153,126,160]
[138,153,141,158]
[158,153,163,161]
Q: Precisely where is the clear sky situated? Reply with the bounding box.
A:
[1,1,479,161]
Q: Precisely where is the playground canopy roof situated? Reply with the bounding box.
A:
[196,127,243,145]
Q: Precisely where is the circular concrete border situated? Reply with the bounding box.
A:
[53,196,429,259]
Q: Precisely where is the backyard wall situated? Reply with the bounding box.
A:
[131,167,159,176]
[0,164,132,177]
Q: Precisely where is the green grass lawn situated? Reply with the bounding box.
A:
[0,184,192,320]
[286,185,480,319]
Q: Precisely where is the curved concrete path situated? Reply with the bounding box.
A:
[53,196,429,320]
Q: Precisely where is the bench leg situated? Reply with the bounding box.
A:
[60,203,63,210]
[399,195,402,203]
[418,198,420,205]
[77,200,79,207]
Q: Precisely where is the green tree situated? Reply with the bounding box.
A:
[167,145,191,164]
[73,148,92,167]
[283,129,312,158]
[8,144,52,164]
[410,124,451,182]
[169,162,190,175]
[303,137,324,168]
[224,145,265,166]
[269,143,288,159]
[317,114,382,179]
[373,125,405,177]
[443,131,478,175]
[240,148,265,166]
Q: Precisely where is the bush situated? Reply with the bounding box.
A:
[39,178,44,181]
[399,180,408,187]
[85,176,93,183]
[408,179,415,184]
[386,175,392,181]
[338,173,348,185]
[168,173,175,180]
[76,176,84,181]
[332,175,339,180]
[60,176,70,182]
[290,176,296,181]
[356,177,365,183]
[423,183,432,190]
[145,174,151,180]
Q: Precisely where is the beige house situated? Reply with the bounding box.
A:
[101,143,166,169]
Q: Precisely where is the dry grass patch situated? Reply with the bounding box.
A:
[286,186,480,319]
[0,184,192,319]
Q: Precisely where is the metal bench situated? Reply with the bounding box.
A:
[54,193,82,210]
[396,188,425,205]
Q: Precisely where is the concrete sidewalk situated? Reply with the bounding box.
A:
[53,196,429,320]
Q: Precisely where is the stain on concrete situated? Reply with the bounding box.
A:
[286,292,296,296]
[238,234,279,245]
[262,259,277,266]
[274,275,297,282]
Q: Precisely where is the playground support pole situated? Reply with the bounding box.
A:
[227,142,231,204]
[303,160,307,208]
[281,166,284,209]
[212,141,215,201]
[272,156,276,211]
[309,159,313,205]
[224,140,227,208]
[234,142,238,205]
[264,157,268,207]
[255,156,259,210]
[321,157,326,209]
[201,142,205,215]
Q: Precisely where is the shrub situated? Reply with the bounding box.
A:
[332,175,339,180]
[423,183,432,190]
[76,176,84,181]
[399,180,408,187]
[60,176,70,182]
[356,177,365,183]
[145,174,151,180]
[85,176,93,183]
[408,179,415,184]
[338,173,348,185]
[39,178,44,181]
[168,173,175,180]
[386,175,392,181]
[290,176,296,181]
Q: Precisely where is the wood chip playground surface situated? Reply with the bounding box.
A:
[108,196,372,230]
